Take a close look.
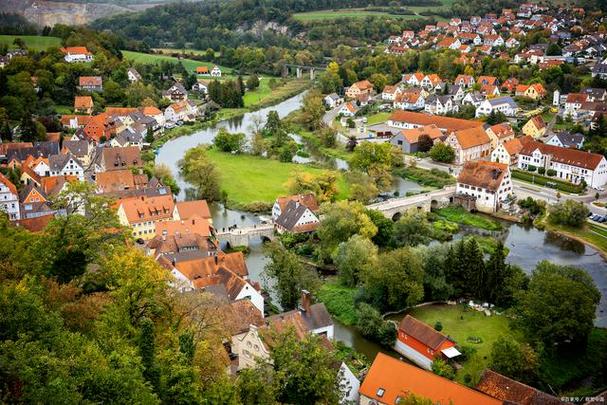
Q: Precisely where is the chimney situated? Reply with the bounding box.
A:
[214,255,218,265]
[171,257,176,266]
[301,290,311,313]
[162,229,167,241]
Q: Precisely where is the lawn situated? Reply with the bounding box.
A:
[121,50,234,74]
[366,112,390,125]
[205,149,349,207]
[394,166,455,188]
[0,35,61,51]
[435,206,502,231]
[407,304,519,384]
[243,78,310,109]
[317,279,359,326]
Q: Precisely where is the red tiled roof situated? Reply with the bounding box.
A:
[520,140,605,170]
[389,111,482,132]
[457,161,509,192]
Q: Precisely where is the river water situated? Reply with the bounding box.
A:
[156,92,607,362]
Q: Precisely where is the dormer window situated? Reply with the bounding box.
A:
[376,388,385,398]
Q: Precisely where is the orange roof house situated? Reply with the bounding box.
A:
[477,75,499,86]
[173,200,212,222]
[476,369,565,405]
[395,315,460,369]
[60,46,91,56]
[74,96,94,114]
[359,353,501,405]
[445,126,492,164]
[196,66,209,74]
[388,110,482,133]
[515,83,546,100]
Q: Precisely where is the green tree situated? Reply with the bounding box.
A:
[263,242,318,310]
[178,145,221,201]
[269,328,342,405]
[139,317,161,390]
[317,201,377,261]
[245,75,260,90]
[417,134,434,153]
[333,235,377,287]
[516,261,600,347]
[213,128,246,153]
[490,336,539,384]
[391,212,434,248]
[356,303,396,347]
[365,209,394,248]
[429,143,455,163]
[431,358,455,379]
[301,89,326,130]
[548,200,590,228]
[360,248,424,311]
[237,365,279,405]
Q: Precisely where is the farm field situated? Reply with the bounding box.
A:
[205,148,350,206]
[292,9,424,21]
[243,78,309,109]
[0,35,61,51]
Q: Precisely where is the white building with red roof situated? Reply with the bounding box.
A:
[0,172,20,220]
[60,46,93,63]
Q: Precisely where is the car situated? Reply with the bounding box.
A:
[599,216,607,223]
[588,211,593,217]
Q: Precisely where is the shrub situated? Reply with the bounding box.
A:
[356,303,397,347]
[434,321,443,331]
[431,358,455,379]
[527,165,537,172]
[546,169,557,177]
[537,167,545,175]
[548,200,590,228]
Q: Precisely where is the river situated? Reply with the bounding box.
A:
[156,92,607,362]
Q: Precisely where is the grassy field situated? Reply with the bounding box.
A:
[317,279,359,326]
[0,35,61,51]
[435,206,502,231]
[205,149,349,206]
[243,78,310,109]
[122,50,234,74]
[407,304,519,384]
[394,166,455,188]
[366,112,390,125]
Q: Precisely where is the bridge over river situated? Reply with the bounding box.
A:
[215,187,456,246]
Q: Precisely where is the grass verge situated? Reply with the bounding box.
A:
[544,221,607,256]
[435,206,502,231]
[512,170,584,194]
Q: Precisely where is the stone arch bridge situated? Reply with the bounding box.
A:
[366,187,456,221]
[216,223,275,247]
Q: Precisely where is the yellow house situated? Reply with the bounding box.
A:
[116,194,175,239]
[522,115,547,138]
[515,83,546,100]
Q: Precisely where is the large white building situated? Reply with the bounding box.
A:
[517,141,607,188]
[0,173,20,220]
[475,96,519,117]
[60,46,93,63]
[456,161,513,213]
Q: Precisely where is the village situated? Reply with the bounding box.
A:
[1,0,607,404]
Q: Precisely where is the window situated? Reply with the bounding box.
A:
[376,388,385,398]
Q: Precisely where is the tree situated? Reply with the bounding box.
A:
[429,143,455,163]
[486,110,507,125]
[263,242,318,310]
[245,75,259,90]
[391,212,434,248]
[516,261,600,347]
[178,145,221,201]
[360,247,424,311]
[417,134,434,153]
[138,317,161,390]
[490,336,539,384]
[365,209,394,248]
[300,89,325,130]
[287,171,338,203]
[318,126,337,148]
[317,201,377,261]
[356,303,397,347]
[485,242,527,307]
[269,328,342,405]
[149,163,181,196]
[350,142,401,191]
[333,235,377,287]
[237,365,278,405]
[421,246,454,301]
[19,112,46,142]
[213,128,245,153]
[369,73,389,92]
[431,358,455,379]
[548,200,590,228]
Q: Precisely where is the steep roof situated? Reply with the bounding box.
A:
[60,46,91,55]
[96,169,137,193]
[389,111,482,132]
[101,146,142,170]
[74,96,93,109]
[548,132,585,148]
[399,124,443,144]
[457,161,509,192]
[399,315,454,350]
[359,353,502,405]
[275,200,318,233]
[79,76,102,87]
[0,172,18,195]
[174,200,211,220]
[117,194,175,224]
[489,123,514,139]
[453,126,491,149]
[155,217,211,238]
[276,193,319,212]
[503,136,532,155]
[476,370,565,405]
[520,140,605,170]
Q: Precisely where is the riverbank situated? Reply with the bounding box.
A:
[544,221,607,259]
[147,81,312,159]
